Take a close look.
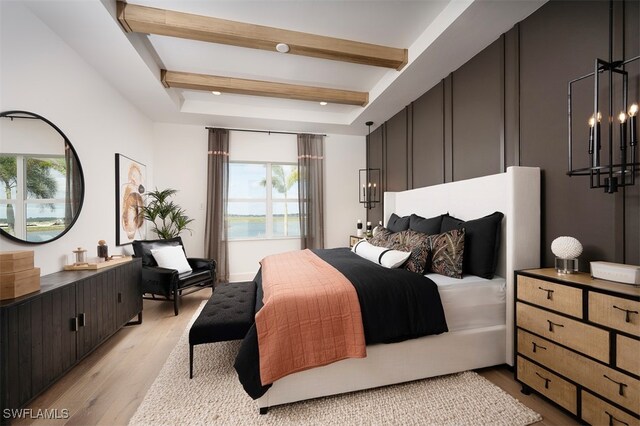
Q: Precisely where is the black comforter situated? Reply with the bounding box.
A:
[233,248,448,399]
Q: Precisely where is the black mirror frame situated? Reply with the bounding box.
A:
[0,110,85,245]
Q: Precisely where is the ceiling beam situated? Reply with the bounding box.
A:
[117,2,407,70]
[161,70,369,106]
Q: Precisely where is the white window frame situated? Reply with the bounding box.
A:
[0,154,66,240]
[227,161,299,241]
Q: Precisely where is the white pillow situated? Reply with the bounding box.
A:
[151,245,192,274]
[351,240,411,269]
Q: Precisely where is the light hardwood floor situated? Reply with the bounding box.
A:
[14,291,579,426]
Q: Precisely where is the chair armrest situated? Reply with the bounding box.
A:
[187,257,216,271]
[142,265,179,281]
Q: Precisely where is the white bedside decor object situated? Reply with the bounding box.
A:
[551,236,582,274]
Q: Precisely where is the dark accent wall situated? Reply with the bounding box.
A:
[366,0,640,268]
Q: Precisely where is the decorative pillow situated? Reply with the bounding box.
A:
[440,211,504,279]
[409,213,447,235]
[368,227,394,247]
[428,229,465,279]
[150,245,192,274]
[352,240,411,269]
[386,213,410,233]
[388,229,431,275]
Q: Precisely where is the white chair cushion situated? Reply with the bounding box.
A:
[151,245,192,274]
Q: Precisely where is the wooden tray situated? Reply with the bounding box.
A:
[63,256,133,271]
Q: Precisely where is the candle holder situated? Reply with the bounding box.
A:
[359,168,381,209]
[566,0,639,194]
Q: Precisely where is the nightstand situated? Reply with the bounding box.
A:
[515,268,640,425]
[349,235,361,248]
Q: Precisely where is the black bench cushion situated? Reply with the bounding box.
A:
[189,281,256,346]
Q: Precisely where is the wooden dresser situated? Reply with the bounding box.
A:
[0,259,142,423]
[515,268,640,425]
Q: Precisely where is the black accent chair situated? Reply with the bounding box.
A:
[132,237,216,315]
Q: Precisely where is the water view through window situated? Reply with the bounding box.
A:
[227,162,300,239]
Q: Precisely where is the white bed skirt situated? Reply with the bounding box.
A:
[257,324,507,410]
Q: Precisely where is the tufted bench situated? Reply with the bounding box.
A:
[189,281,257,378]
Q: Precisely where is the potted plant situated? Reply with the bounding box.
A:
[142,188,194,239]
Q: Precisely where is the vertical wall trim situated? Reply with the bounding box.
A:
[407,104,414,189]
[382,123,388,191]
[505,24,521,168]
[499,34,506,173]
[444,74,454,182]
[516,23,521,166]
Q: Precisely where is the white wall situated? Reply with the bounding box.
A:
[152,125,365,282]
[0,2,155,275]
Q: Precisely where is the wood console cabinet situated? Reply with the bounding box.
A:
[0,259,142,420]
[515,268,640,425]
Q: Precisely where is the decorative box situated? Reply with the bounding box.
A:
[0,251,40,300]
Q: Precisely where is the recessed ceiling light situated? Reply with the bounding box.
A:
[320,101,328,106]
[276,43,290,53]
[212,91,221,96]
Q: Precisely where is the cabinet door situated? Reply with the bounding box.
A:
[116,259,142,327]
[0,287,76,412]
[76,272,118,360]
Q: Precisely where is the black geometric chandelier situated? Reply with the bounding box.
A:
[567,0,639,193]
[360,121,380,209]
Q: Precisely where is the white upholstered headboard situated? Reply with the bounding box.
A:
[383,166,541,365]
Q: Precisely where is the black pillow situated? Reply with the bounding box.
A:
[440,212,504,279]
[386,213,410,233]
[409,213,447,235]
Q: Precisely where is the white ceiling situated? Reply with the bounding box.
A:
[24,0,546,135]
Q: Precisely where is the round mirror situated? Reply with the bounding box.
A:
[0,110,84,244]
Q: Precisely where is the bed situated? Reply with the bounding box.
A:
[242,166,541,413]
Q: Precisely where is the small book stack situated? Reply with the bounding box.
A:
[0,251,40,300]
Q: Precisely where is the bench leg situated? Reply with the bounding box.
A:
[259,407,269,415]
[174,293,179,316]
[189,344,194,379]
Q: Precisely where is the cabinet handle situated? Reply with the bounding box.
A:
[612,305,638,323]
[603,374,628,396]
[78,312,86,327]
[538,286,554,300]
[535,372,551,389]
[605,411,629,426]
[532,342,547,353]
[546,320,564,332]
[71,316,79,332]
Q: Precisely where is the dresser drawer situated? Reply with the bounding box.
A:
[518,329,640,413]
[516,356,577,414]
[582,390,640,426]
[617,334,640,377]
[589,292,640,336]
[517,275,582,318]
[517,302,609,362]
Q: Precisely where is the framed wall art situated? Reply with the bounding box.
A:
[115,153,146,245]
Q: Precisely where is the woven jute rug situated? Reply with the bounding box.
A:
[129,302,542,426]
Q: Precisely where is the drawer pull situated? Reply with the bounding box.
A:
[532,342,547,353]
[603,374,628,396]
[538,286,555,300]
[612,305,638,323]
[605,411,629,426]
[546,320,564,332]
[535,372,551,389]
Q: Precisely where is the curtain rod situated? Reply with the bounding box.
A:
[205,127,326,137]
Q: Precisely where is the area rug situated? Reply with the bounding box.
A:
[129,302,542,426]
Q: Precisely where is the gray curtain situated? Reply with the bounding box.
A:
[205,129,229,283]
[64,142,82,225]
[297,134,325,249]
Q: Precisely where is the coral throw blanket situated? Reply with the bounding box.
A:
[255,249,366,385]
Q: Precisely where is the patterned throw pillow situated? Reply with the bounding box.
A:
[389,230,431,274]
[369,227,394,248]
[428,229,465,279]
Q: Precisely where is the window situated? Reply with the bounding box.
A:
[227,162,300,240]
[0,154,68,242]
